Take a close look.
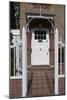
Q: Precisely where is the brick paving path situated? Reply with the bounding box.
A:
[28,71,54,96]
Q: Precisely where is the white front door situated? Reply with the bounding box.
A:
[31,29,49,65]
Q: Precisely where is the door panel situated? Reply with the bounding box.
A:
[31,29,49,65]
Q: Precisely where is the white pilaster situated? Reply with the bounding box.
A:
[22,27,27,97]
[54,28,59,95]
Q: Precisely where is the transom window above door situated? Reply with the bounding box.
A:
[34,30,46,42]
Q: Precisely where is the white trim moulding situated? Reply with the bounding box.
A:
[58,75,65,78]
[27,15,54,20]
[10,76,22,79]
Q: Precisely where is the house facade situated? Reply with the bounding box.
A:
[9,2,65,98]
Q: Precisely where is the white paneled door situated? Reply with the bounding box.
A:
[31,29,49,65]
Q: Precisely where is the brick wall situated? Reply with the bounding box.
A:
[49,32,55,65]
[27,32,32,65]
[9,79,22,98]
[20,3,64,42]
[59,78,65,95]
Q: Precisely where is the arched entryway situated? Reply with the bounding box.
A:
[26,17,55,96]
[29,19,52,65]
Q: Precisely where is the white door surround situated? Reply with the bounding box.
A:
[31,28,50,65]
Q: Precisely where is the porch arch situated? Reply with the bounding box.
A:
[26,16,55,31]
[25,15,58,95]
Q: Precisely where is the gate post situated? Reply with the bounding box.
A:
[22,27,27,96]
[54,28,59,95]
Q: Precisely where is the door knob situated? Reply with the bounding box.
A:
[40,48,42,51]
[46,52,48,55]
[46,40,48,42]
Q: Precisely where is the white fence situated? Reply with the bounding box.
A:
[10,30,22,78]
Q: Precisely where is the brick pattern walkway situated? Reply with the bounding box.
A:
[28,71,54,97]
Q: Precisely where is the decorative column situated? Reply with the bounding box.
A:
[22,27,27,96]
[54,28,59,95]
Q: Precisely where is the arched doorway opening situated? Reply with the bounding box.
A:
[26,16,55,96]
